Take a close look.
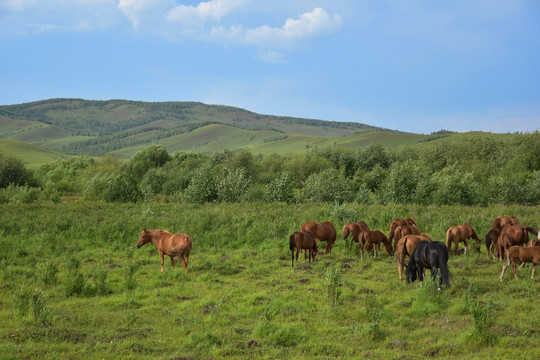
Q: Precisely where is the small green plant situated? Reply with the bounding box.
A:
[463,280,498,345]
[124,249,137,291]
[364,292,384,339]
[63,257,87,297]
[14,285,32,321]
[325,266,343,307]
[42,261,59,286]
[31,289,52,326]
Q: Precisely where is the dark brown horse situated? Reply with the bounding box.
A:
[500,246,540,281]
[497,224,538,262]
[484,228,501,259]
[395,234,432,281]
[445,223,482,255]
[301,221,337,254]
[359,230,393,259]
[136,229,192,273]
[388,218,418,246]
[493,216,519,231]
[393,225,420,252]
[289,231,318,267]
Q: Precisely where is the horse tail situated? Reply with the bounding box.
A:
[438,244,451,287]
[289,234,296,251]
[445,228,452,249]
[402,238,408,257]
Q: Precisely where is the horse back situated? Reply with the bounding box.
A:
[509,246,540,263]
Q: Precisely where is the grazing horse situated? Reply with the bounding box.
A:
[405,241,450,289]
[527,238,540,247]
[395,234,432,281]
[493,216,519,231]
[445,223,482,255]
[484,228,501,259]
[342,221,369,243]
[301,221,337,255]
[500,246,540,281]
[359,230,393,259]
[136,229,192,273]
[388,218,418,245]
[497,224,538,262]
[289,231,318,267]
[393,225,420,252]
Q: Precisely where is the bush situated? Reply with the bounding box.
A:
[104,169,142,203]
[303,169,352,203]
[217,168,251,202]
[184,162,218,203]
[266,171,295,203]
[0,153,30,188]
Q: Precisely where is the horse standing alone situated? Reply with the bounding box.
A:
[136,229,192,273]
[289,231,318,267]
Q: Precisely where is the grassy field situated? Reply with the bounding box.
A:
[0,202,539,359]
[0,139,68,170]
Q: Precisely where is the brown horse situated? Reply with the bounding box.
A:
[359,230,393,259]
[289,231,318,267]
[388,218,418,245]
[301,221,337,254]
[484,228,501,259]
[500,246,540,281]
[445,223,482,255]
[136,229,192,273]
[527,238,540,247]
[493,216,519,231]
[393,225,420,252]
[342,221,369,242]
[497,224,538,262]
[395,234,432,281]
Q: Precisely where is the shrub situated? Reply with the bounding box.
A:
[303,169,352,203]
[217,168,251,202]
[185,162,218,203]
[103,169,142,203]
[0,153,30,188]
[266,171,295,203]
[325,266,343,307]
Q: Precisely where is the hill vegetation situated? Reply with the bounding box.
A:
[0,98,401,157]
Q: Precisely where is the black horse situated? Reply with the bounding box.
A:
[405,240,450,288]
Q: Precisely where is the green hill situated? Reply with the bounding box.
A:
[0,98,408,157]
[0,139,67,169]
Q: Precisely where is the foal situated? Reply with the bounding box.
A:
[500,246,540,281]
[289,231,318,267]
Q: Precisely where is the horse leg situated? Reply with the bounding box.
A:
[159,251,165,272]
[431,266,441,289]
[170,256,177,271]
[291,250,295,267]
[398,257,403,281]
[512,261,518,279]
[532,264,537,280]
[500,262,509,282]
[180,256,188,275]
[463,240,468,254]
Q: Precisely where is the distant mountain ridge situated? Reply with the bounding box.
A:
[0,98,423,159]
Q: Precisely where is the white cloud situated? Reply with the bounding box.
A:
[167,0,249,23]
[245,7,342,48]
[117,0,173,28]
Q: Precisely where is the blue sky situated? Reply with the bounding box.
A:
[1,0,539,134]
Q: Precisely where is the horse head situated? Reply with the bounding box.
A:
[405,258,417,284]
[136,229,154,248]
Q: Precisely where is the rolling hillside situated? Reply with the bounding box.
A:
[0,98,450,164]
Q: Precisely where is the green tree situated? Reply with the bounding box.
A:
[0,153,30,188]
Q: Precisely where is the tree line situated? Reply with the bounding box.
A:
[1,131,539,205]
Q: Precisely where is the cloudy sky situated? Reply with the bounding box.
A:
[1,0,539,134]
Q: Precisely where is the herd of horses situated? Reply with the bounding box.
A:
[135,215,540,287]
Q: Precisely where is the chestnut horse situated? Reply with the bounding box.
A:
[388,218,418,246]
[497,224,538,262]
[395,234,433,281]
[359,230,393,259]
[289,231,318,267]
[342,221,369,249]
[500,246,540,281]
[301,221,337,254]
[445,223,482,255]
[393,225,420,252]
[136,229,192,273]
[484,228,501,259]
[493,216,519,231]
